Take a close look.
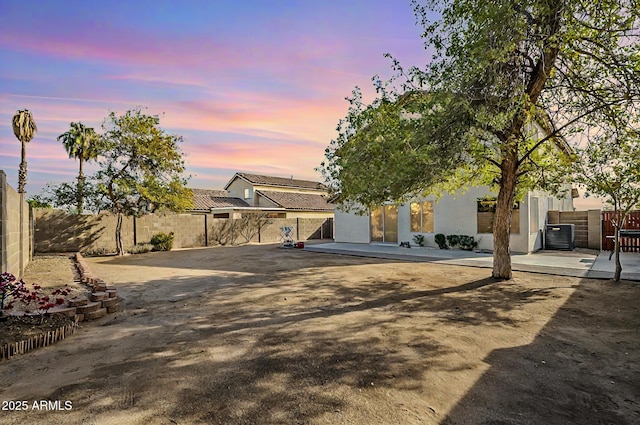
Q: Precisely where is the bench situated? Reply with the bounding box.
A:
[606,229,640,260]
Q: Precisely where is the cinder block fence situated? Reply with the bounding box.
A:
[33,208,333,254]
[0,170,31,276]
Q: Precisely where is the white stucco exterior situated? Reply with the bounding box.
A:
[334,185,574,253]
[334,209,370,243]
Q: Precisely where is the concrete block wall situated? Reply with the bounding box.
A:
[0,170,31,276]
[547,210,601,250]
[259,218,298,242]
[135,213,206,248]
[587,210,601,250]
[34,209,128,253]
[34,209,333,253]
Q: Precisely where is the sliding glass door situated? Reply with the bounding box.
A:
[370,206,398,243]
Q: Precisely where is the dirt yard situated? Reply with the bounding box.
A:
[0,244,638,425]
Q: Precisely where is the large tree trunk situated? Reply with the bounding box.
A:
[115,212,124,256]
[492,145,519,280]
[77,158,84,214]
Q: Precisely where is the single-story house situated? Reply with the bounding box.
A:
[335,185,576,253]
[190,173,334,219]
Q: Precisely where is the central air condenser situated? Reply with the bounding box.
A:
[545,224,575,250]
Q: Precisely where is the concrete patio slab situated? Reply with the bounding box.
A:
[305,242,640,281]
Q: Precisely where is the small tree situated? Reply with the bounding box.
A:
[573,121,640,281]
[57,122,101,213]
[237,213,271,243]
[96,108,193,255]
[11,109,37,193]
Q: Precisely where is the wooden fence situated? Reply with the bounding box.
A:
[601,210,640,252]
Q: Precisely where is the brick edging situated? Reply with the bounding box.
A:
[71,253,124,322]
[0,253,124,360]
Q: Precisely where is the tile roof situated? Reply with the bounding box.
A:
[226,173,328,191]
[191,188,250,211]
[256,190,335,212]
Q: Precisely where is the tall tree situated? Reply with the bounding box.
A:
[322,0,640,279]
[11,109,37,193]
[96,108,193,255]
[57,122,101,213]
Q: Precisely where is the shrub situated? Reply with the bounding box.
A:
[128,243,154,254]
[9,281,72,323]
[446,234,461,248]
[435,233,448,249]
[458,235,479,251]
[0,272,20,315]
[150,232,175,251]
[412,234,426,247]
[442,234,479,251]
[83,247,116,257]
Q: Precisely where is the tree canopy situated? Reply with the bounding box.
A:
[97,109,193,254]
[11,109,37,193]
[321,0,640,279]
[572,109,640,281]
[36,108,193,255]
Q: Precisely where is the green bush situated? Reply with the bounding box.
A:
[435,233,448,249]
[150,232,175,251]
[442,234,479,251]
[458,235,479,251]
[446,234,460,248]
[128,243,154,254]
[412,234,426,247]
[82,247,116,257]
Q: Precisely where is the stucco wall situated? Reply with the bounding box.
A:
[334,209,369,243]
[0,170,31,276]
[226,179,254,202]
[396,186,529,252]
[334,186,575,253]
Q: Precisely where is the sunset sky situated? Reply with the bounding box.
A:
[0,0,602,209]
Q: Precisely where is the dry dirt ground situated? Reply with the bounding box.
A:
[0,244,638,425]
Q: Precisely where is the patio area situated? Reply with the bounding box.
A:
[305,242,640,281]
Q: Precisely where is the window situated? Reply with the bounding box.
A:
[243,188,252,199]
[477,198,520,234]
[266,212,286,218]
[410,201,434,233]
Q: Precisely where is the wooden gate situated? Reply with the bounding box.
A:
[601,211,640,251]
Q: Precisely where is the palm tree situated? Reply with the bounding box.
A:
[57,122,101,213]
[11,109,37,193]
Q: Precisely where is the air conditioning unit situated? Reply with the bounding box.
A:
[545,224,575,250]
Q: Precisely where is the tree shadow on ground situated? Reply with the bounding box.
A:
[28,266,565,424]
[440,279,640,425]
[2,246,604,425]
[87,244,400,274]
